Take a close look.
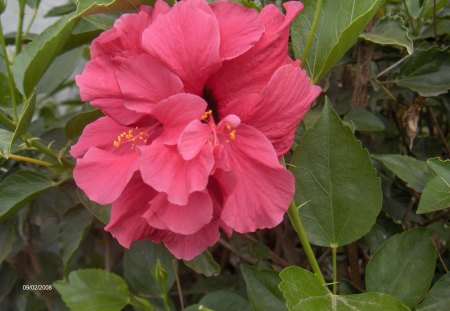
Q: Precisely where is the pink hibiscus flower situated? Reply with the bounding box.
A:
[71,0,321,260]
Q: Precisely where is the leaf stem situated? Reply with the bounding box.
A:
[7,153,52,167]
[332,245,338,294]
[24,3,39,38]
[23,134,74,167]
[0,18,19,122]
[301,0,323,71]
[402,0,418,35]
[16,0,26,54]
[287,200,326,285]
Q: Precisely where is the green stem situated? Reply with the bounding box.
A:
[161,281,170,311]
[332,245,337,294]
[7,153,52,167]
[287,200,326,285]
[16,0,26,54]
[402,0,418,35]
[0,18,19,122]
[301,0,323,69]
[23,134,73,167]
[0,110,15,128]
[24,3,39,38]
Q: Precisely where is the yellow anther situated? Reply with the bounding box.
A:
[113,128,149,148]
[201,110,212,120]
[229,130,236,140]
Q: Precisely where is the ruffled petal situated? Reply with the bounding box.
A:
[70,116,127,158]
[144,191,213,235]
[207,1,303,107]
[215,124,294,232]
[140,143,214,205]
[178,120,211,160]
[105,175,162,248]
[91,99,145,125]
[73,147,140,204]
[210,1,264,60]
[76,57,121,102]
[116,54,184,113]
[224,63,321,155]
[142,0,222,94]
[151,94,207,144]
[91,6,153,59]
[162,220,220,260]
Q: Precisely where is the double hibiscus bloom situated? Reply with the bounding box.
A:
[72,0,320,259]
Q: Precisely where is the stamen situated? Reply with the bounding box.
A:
[201,110,212,121]
[114,127,149,148]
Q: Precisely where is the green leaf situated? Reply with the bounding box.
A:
[0,171,53,222]
[54,269,130,311]
[58,206,93,272]
[344,108,385,132]
[12,14,76,97]
[417,176,450,213]
[37,47,84,95]
[241,265,287,311]
[279,266,410,311]
[365,228,436,308]
[123,240,175,296]
[373,154,434,192]
[10,92,36,148]
[0,220,16,265]
[416,272,450,311]
[427,157,450,185]
[291,0,383,82]
[360,16,413,55]
[184,251,220,277]
[65,109,103,140]
[198,290,252,311]
[397,47,450,97]
[76,188,110,224]
[291,100,382,247]
[0,128,13,158]
[74,0,147,18]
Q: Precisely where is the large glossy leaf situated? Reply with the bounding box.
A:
[54,269,130,311]
[360,16,413,54]
[123,240,175,296]
[12,14,76,97]
[0,128,14,158]
[10,93,36,149]
[291,100,382,247]
[427,157,450,185]
[184,251,220,277]
[0,171,53,222]
[417,176,450,213]
[241,265,286,311]
[397,47,450,97]
[344,108,385,132]
[291,0,383,82]
[416,272,450,311]
[373,154,434,192]
[279,266,410,311]
[58,206,93,272]
[77,188,110,224]
[75,0,147,18]
[365,228,436,308]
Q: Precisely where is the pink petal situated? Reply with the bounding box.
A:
[91,6,153,59]
[206,1,303,107]
[178,120,211,160]
[142,0,222,94]
[91,99,145,125]
[76,57,121,102]
[151,94,207,144]
[144,191,213,235]
[73,147,139,204]
[210,1,264,60]
[116,54,184,113]
[70,116,128,158]
[105,175,165,248]
[162,220,220,260]
[225,63,321,156]
[216,124,294,232]
[140,143,214,205]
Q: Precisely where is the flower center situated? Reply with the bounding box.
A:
[113,127,149,148]
[201,110,237,145]
[203,87,219,123]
